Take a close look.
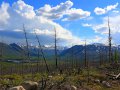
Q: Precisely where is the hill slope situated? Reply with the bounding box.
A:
[61,44,119,61]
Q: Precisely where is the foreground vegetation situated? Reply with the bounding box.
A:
[0,63,119,90]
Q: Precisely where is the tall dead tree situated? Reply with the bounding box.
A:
[0,42,3,60]
[71,44,74,69]
[23,24,32,74]
[99,47,102,66]
[36,46,40,73]
[105,48,108,64]
[0,40,3,75]
[84,40,90,84]
[87,58,90,84]
[34,30,49,73]
[108,17,112,63]
[20,44,26,75]
[54,27,58,69]
[84,40,87,67]
[23,24,30,61]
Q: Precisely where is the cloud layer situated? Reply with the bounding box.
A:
[36,0,90,21]
[0,0,85,46]
[0,0,120,46]
[94,3,118,15]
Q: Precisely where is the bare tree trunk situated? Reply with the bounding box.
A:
[0,40,3,75]
[87,58,90,84]
[34,30,49,73]
[54,27,58,69]
[87,46,90,84]
[71,44,74,69]
[84,40,87,67]
[108,17,112,64]
[99,48,102,66]
[105,49,108,64]
[23,24,32,75]
[37,48,40,73]
[21,44,27,75]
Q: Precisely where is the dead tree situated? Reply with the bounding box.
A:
[108,17,112,63]
[71,44,74,69]
[83,40,90,83]
[87,59,90,84]
[105,48,108,64]
[23,24,32,74]
[20,44,26,75]
[36,47,40,73]
[98,47,102,66]
[85,41,90,84]
[0,40,3,75]
[34,30,49,73]
[16,42,29,75]
[23,24,30,61]
[84,40,87,67]
[54,27,58,69]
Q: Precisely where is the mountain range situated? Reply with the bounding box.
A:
[61,43,120,61]
[0,42,119,61]
[0,43,64,60]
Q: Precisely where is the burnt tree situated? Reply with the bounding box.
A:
[108,17,112,63]
[34,30,49,73]
[23,24,32,74]
[84,40,87,67]
[54,27,58,69]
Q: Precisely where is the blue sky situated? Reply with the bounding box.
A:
[0,0,120,46]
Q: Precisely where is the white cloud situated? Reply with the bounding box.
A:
[62,8,90,21]
[106,3,118,11]
[36,0,73,20]
[94,3,119,15]
[36,0,90,21]
[12,0,35,19]
[0,2,10,24]
[0,0,84,46]
[94,7,106,15]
